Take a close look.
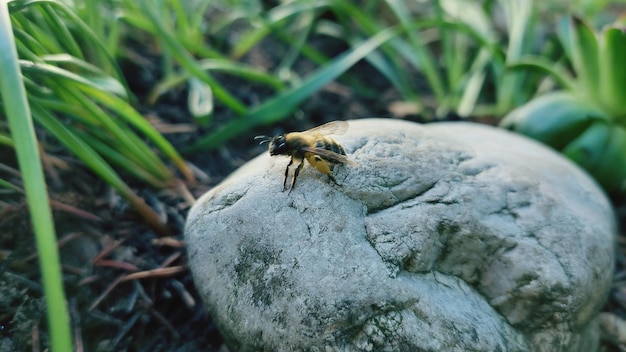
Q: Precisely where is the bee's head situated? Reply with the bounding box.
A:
[268,135,288,156]
[254,134,289,155]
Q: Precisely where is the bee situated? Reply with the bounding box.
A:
[255,121,358,192]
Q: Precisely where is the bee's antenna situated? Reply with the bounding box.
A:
[254,135,271,145]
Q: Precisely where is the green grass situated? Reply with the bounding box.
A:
[4,0,193,233]
[502,15,626,192]
[0,4,72,351]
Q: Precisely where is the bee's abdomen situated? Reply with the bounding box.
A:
[316,137,346,155]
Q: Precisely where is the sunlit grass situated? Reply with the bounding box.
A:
[4,0,194,233]
[0,4,72,351]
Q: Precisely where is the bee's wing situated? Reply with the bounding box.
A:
[300,121,349,136]
[301,147,359,166]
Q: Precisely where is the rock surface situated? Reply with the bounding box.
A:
[185,118,615,352]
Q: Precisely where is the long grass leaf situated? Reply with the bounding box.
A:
[9,0,130,95]
[11,25,48,57]
[184,26,402,152]
[40,3,84,60]
[0,177,23,192]
[30,103,170,235]
[456,50,490,117]
[82,87,194,182]
[331,1,417,99]
[386,0,445,101]
[0,5,72,351]
[318,20,416,100]
[507,56,576,91]
[148,59,285,105]
[230,1,331,59]
[20,60,191,181]
[495,0,534,111]
[47,81,169,176]
[138,0,248,115]
[561,17,600,101]
[75,133,169,188]
[42,54,126,96]
[0,134,14,146]
[600,27,626,116]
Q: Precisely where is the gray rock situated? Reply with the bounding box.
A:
[185,119,615,352]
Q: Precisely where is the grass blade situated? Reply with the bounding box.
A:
[20,59,193,182]
[0,4,72,351]
[559,17,600,101]
[386,0,445,101]
[148,59,285,105]
[600,27,626,116]
[507,56,576,91]
[30,103,170,236]
[184,26,402,152]
[138,0,248,115]
[9,0,130,94]
[497,0,534,111]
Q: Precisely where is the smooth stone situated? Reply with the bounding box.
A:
[185,118,615,352]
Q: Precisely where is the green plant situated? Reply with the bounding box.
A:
[501,16,626,192]
[184,25,405,152]
[108,0,301,125]
[92,0,545,152]
[320,0,549,118]
[0,3,72,351]
[129,0,406,152]
[169,0,547,150]
[3,0,194,233]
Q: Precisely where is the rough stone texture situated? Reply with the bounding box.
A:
[185,119,615,352]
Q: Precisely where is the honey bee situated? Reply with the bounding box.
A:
[255,121,358,192]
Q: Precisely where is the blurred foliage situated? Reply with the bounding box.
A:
[502,16,626,192]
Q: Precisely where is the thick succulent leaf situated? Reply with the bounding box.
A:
[592,125,626,191]
[600,27,626,116]
[562,120,611,172]
[558,17,600,102]
[500,92,607,149]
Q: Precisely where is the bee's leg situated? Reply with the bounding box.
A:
[289,160,305,193]
[283,158,294,191]
[327,172,338,185]
[307,155,338,185]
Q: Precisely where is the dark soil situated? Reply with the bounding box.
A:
[1,27,625,352]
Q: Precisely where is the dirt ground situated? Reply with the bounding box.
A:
[1,32,625,352]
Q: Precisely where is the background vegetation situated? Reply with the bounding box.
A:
[1,0,626,350]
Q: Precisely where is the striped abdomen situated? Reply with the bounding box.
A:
[315,136,346,157]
